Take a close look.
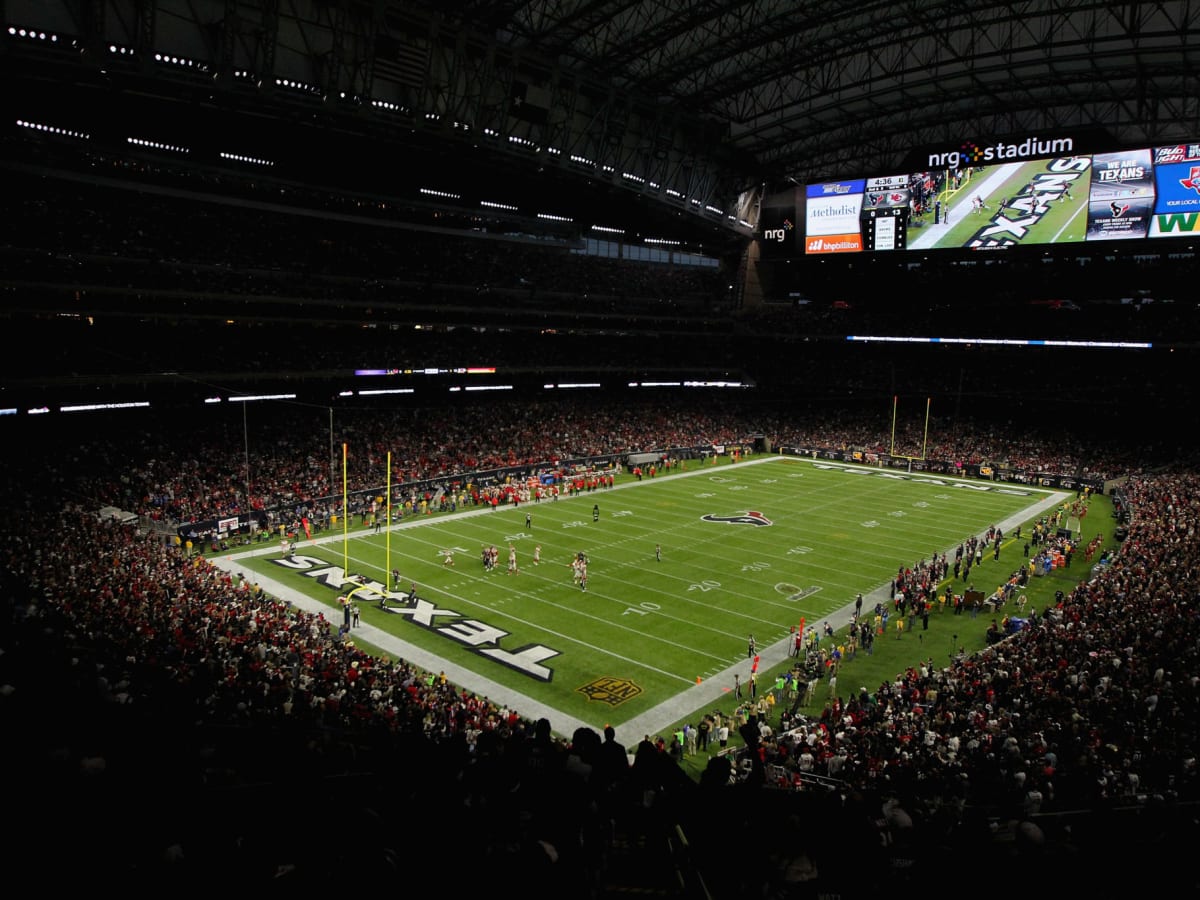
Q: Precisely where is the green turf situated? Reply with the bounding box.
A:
[235,454,1092,735]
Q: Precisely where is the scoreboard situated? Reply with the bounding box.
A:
[771,138,1200,256]
[861,175,911,251]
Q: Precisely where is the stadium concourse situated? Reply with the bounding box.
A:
[208,456,1074,745]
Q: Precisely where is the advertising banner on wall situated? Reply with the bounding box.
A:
[1149,143,1200,238]
[804,180,865,254]
[757,189,799,257]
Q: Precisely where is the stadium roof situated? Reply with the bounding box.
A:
[478,0,1200,184]
[4,1,1199,248]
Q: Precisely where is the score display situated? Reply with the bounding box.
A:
[862,175,911,252]
[801,141,1200,254]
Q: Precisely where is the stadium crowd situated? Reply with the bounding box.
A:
[2,403,1196,895]
[43,397,1136,533]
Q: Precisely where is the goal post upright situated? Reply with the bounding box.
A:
[890,394,898,457]
[890,395,933,464]
[921,396,931,461]
[386,450,393,585]
[342,442,349,574]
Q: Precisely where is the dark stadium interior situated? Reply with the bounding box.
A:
[3,2,1200,896]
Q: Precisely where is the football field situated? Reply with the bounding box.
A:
[222,455,1067,736]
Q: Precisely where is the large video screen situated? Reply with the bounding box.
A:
[802,141,1200,254]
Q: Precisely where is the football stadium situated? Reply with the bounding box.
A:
[2,2,1198,896]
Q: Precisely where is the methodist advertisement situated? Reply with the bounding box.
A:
[804,180,864,254]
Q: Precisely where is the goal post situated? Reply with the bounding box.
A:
[889,395,932,462]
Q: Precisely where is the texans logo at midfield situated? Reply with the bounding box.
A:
[701,511,773,526]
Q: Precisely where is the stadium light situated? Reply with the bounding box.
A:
[16,119,89,140]
[226,393,297,402]
[220,151,274,167]
[128,136,190,154]
[60,401,151,412]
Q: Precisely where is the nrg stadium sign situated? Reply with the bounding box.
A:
[762,218,794,242]
[927,134,1075,170]
[272,554,561,681]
